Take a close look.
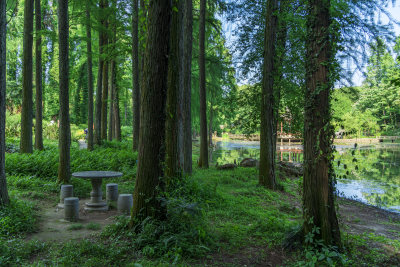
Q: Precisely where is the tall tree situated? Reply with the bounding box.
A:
[259,0,278,189]
[113,63,121,141]
[132,0,140,150]
[57,0,71,183]
[198,0,208,168]
[86,0,94,151]
[108,60,114,141]
[303,0,341,246]
[95,0,106,145]
[131,0,171,220]
[183,0,193,174]
[0,0,9,206]
[20,0,34,153]
[35,0,44,151]
[166,0,182,178]
[101,52,109,140]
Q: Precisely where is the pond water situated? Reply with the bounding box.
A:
[212,140,400,213]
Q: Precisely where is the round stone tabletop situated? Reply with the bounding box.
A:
[72,171,123,179]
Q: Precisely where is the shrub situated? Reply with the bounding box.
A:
[0,198,37,238]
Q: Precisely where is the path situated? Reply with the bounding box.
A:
[26,200,118,242]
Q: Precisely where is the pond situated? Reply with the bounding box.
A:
[212,140,400,213]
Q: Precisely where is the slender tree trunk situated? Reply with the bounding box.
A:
[57,0,71,184]
[101,60,109,140]
[86,1,94,151]
[198,0,208,168]
[303,0,341,247]
[0,0,9,206]
[108,60,114,141]
[113,65,121,141]
[132,0,140,150]
[259,0,278,189]
[166,0,182,178]
[95,0,107,145]
[131,0,171,221]
[208,102,213,147]
[183,0,193,174]
[177,0,185,172]
[35,0,44,151]
[20,0,34,153]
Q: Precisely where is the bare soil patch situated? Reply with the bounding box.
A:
[26,199,118,242]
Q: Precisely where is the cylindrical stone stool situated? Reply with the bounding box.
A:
[117,194,133,215]
[64,197,79,222]
[58,185,73,208]
[106,183,119,202]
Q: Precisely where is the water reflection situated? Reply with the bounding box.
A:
[212,140,400,213]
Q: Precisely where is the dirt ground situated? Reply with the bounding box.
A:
[26,200,119,241]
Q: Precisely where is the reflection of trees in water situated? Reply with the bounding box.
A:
[335,147,400,211]
[212,147,304,165]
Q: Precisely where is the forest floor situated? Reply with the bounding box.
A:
[2,140,400,266]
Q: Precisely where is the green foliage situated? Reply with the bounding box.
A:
[67,224,84,231]
[0,198,37,238]
[5,140,137,182]
[86,223,101,231]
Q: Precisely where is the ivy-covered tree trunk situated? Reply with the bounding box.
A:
[131,0,171,221]
[132,0,140,151]
[183,0,193,174]
[303,0,341,247]
[35,0,44,151]
[57,0,71,184]
[259,0,278,189]
[166,0,182,178]
[86,0,94,151]
[20,0,34,154]
[198,0,208,168]
[0,0,9,206]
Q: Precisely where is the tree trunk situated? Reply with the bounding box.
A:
[20,0,34,153]
[86,1,94,151]
[35,0,44,151]
[303,0,341,247]
[108,60,114,141]
[57,0,71,184]
[131,0,171,221]
[183,0,193,174]
[113,65,121,141]
[166,0,182,179]
[132,0,140,150]
[94,60,103,145]
[198,0,208,168]
[208,102,213,147]
[0,0,9,206]
[259,0,278,189]
[101,60,109,140]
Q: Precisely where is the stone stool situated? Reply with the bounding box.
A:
[117,194,133,214]
[64,197,79,222]
[106,183,119,202]
[58,185,73,208]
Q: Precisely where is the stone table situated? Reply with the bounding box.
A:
[72,171,123,211]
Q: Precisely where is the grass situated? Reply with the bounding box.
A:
[2,138,399,266]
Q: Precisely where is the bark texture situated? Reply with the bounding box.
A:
[303,0,341,247]
[131,0,171,220]
[0,0,9,206]
[113,64,121,141]
[166,0,182,178]
[86,1,94,151]
[108,60,114,141]
[101,60,109,140]
[35,0,44,151]
[132,0,140,150]
[198,0,208,168]
[183,0,193,174]
[57,0,71,183]
[259,0,278,189]
[20,0,34,153]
